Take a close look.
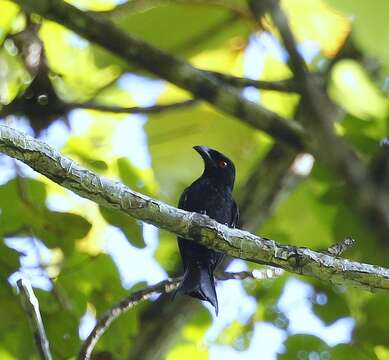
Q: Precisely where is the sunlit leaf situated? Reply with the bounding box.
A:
[329,60,388,120]
[282,0,350,57]
[39,21,120,101]
[112,3,250,58]
[217,319,254,351]
[325,0,389,65]
[166,343,208,360]
[66,0,118,11]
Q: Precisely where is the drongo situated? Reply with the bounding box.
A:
[176,146,239,314]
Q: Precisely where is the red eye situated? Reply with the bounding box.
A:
[219,160,228,168]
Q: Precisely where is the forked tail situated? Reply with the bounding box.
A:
[176,264,218,315]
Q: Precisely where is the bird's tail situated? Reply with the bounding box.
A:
[176,264,218,315]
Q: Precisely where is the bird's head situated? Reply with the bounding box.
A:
[193,145,236,190]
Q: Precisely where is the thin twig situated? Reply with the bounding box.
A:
[259,0,308,81]
[326,237,356,257]
[65,99,198,114]
[217,267,284,280]
[78,268,282,360]
[17,278,53,360]
[78,278,181,360]
[205,70,300,92]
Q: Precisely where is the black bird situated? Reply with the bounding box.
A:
[176,146,239,314]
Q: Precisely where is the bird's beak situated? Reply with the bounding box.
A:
[193,145,213,164]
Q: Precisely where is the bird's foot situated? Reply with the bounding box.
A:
[287,247,304,274]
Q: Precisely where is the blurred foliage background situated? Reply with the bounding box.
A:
[0,0,388,359]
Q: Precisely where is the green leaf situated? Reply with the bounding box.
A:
[111,2,249,58]
[99,206,145,249]
[243,274,289,329]
[340,115,384,156]
[57,253,126,317]
[96,304,140,356]
[166,344,208,360]
[154,230,180,274]
[329,60,388,120]
[0,178,46,236]
[32,210,92,255]
[325,0,389,69]
[182,306,212,343]
[278,334,329,359]
[117,157,157,196]
[217,319,254,351]
[354,295,389,346]
[0,240,20,277]
[42,309,81,358]
[0,281,35,358]
[330,344,378,360]
[261,171,337,249]
[311,284,350,325]
[39,20,120,102]
[0,0,21,42]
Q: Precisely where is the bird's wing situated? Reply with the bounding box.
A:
[177,187,190,269]
[178,187,190,211]
[230,199,239,228]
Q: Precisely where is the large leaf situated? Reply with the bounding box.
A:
[354,295,389,346]
[154,230,180,274]
[93,1,250,67]
[325,0,389,68]
[329,60,388,120]
[117,157,158,197]
[0,178,46,236]
[57,253,126,316]
[0,178,91,254]
[330,344,378,360]
[282,0,350,57]
[261,169,337,249]
[278,334,329,359]
[217,319,254,351]
[32,210,92,255]
[0,240,20,277]
[311,284,350,325]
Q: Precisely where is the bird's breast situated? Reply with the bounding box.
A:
[182,181,233,225]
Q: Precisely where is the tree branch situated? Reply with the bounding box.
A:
[17,278,53,360]
[12,0,305,150]
[1,125,389,294]
[79,268,283,360]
